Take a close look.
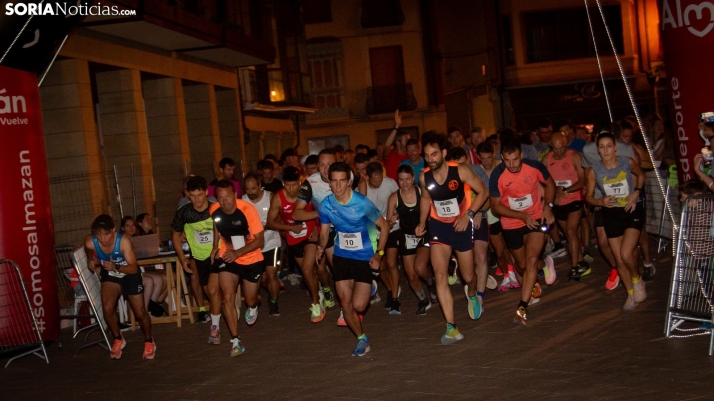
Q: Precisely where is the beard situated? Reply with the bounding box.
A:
[247,194,258,200]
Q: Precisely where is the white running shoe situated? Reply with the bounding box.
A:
[486,275,498,290]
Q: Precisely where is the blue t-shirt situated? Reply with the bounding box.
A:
[318,191,383,261]
[399,158,425,184]
[567,138,586,153]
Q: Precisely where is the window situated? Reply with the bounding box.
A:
[524,5,623,63]
[307,38,344,111]
[367,46,416,114]
[303,0,332,24]
[360,0,405,28]
[308,135,350,155]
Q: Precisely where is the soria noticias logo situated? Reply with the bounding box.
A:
[4,2,136,16]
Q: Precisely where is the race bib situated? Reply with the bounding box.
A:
[231,235,245,250]
[508,194,533,211]
[193,230,213,245]
[556,180,572,188]
[404,234,420,250]
[435,198,459,218]
[338,232,363,251]
[603,180,629,197]
[288,223,308,239]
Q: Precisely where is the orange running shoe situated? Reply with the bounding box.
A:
[142,339,156,360]
[110,337,126,360]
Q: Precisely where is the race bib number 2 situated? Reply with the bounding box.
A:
[338,232,363,251]
[508,194,533,211]
[435,198,459,218]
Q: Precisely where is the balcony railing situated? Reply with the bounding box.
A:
[365,83,417,115]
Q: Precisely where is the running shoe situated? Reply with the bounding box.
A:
[441,323,464,345]
[244,306,258,326]
[633,280,647,303]
[623,294,637,311]
[548,247,567,259]
[196,311,210,325]
[142,339,156,360]
[465,285,482,320]
[287,273,301,286]
[642,264,656,283]
[486,275,498,290]
[568,267,581,282]
[110,337,126,360]
[336,309,346,326]
[318,288,325,307]
[389,299,401,315]
[323,288,335,308]
[371,280,378,297]
[230,337,245,357]
[508,270,521,288]
[310,303,325,323]
[577,260,591,277]
[513,306,527,326]
[495,267,504,276]
[498,276,511,291]
[448,258,459,285]
[531,282,542,299]
[528,297,540,306]
[605,268,620,291]
[543,256,556,285]
[416,298,431,315]
[352,336,370,357]
[269,302,280,317]
[583,252,594,264]
[370,292,382,305]
[208,325,221,345]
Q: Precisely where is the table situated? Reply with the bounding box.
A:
[133,253,195,328]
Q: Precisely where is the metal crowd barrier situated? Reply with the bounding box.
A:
[0,259,50,368]
[665,194,714,355]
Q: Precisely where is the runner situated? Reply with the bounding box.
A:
[209,180,266,357]
[382,110,409,180]
[581,131,639,290]
[170,176,217,339]
[242,174,282,317]
[414,131,489,344]
[258,159,284,194]
[544,132,588,281]
[207,157,242,198]
[387,164,438,315]
[316,162,390,356]
[618,121,655,282]
[293,148,342,314]
[267,166,324,322]
[534,119,553,160]
[399,139,426,184]
[364,162,401,313]
[474,142,519,290]
[489,138,556,326]
[584,133,647,311]
[84,214,156,360]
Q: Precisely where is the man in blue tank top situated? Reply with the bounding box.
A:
[83,214,155,360]
[316,162,390,356]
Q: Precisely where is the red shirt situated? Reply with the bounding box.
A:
[385,149,408,180]
[489,159,550,230]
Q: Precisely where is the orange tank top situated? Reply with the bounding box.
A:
[547,149,583,205]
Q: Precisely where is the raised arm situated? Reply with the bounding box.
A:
[382,110,402,157]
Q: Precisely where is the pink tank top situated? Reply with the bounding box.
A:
[547,150,583,205]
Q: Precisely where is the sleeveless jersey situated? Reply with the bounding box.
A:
[592,156,634,208]
[423,161,471,223]
[396,187,421,235]
[278,189,318,246]
[547,150,583,205]
[489,159,550,230]
[93,232,128,278]
[243,191,280,251]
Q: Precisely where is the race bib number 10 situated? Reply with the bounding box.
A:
[338,232,364,251]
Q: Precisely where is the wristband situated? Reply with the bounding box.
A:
[377,250,384,256]
[563,189,568,194]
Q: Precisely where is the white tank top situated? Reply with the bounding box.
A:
[243,191,280,251]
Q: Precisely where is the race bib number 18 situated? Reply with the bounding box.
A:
[338,232,363,251]
[435,198,459,218]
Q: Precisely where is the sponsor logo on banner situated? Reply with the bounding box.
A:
[661,0,714,37]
